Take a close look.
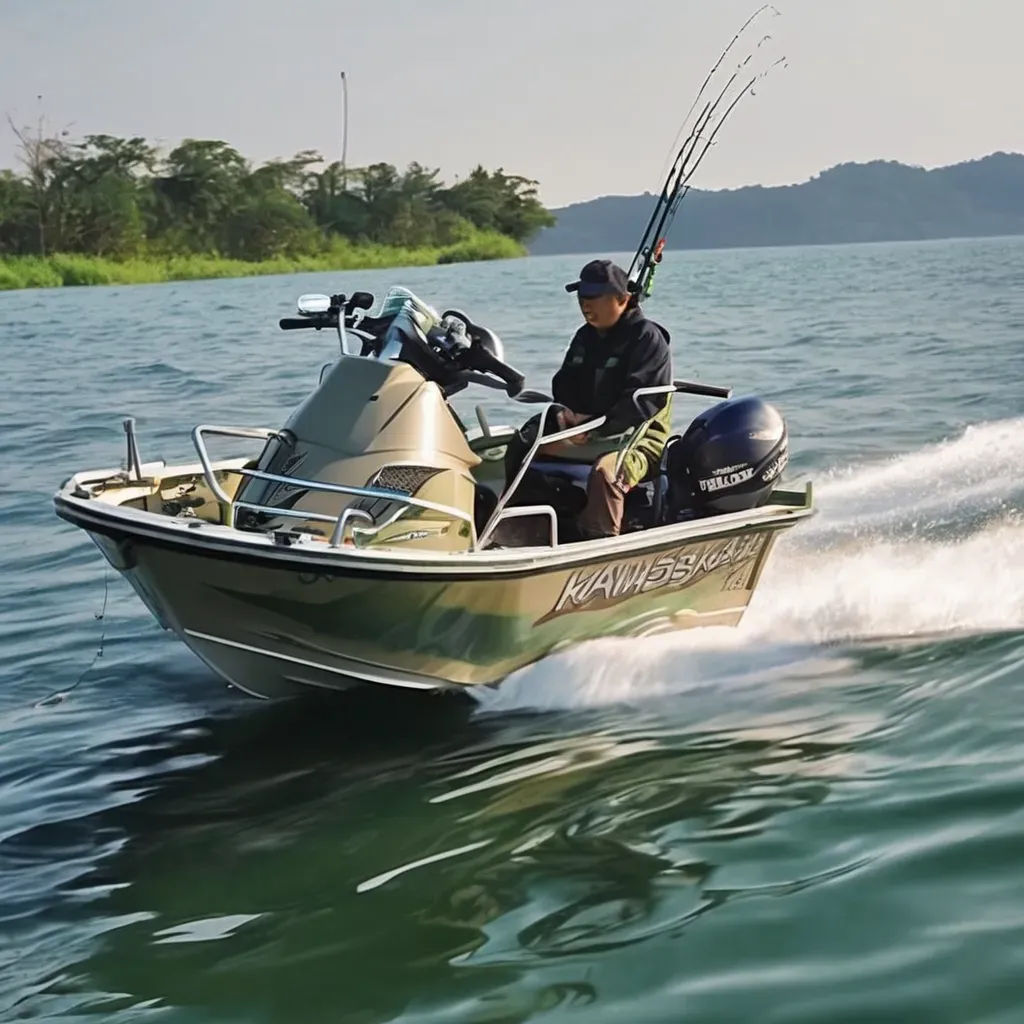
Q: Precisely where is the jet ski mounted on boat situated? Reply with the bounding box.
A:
[53,8,809,699]
[54,284,813,699]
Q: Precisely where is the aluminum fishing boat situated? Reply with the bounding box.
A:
[54,286,814,699]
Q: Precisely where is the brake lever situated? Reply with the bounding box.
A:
[460,370,508,391]
[514,389,554,404]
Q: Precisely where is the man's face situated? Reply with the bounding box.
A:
[578,292,630,331]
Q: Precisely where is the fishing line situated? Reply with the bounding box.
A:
[650,15,782,217]
[633,51,783,289]
[34,567,110,708]
[628,6,788,298]
[653,3,780,187]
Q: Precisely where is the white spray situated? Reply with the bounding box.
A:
[475,418,1024,713]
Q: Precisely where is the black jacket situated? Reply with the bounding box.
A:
[551,307,673,434]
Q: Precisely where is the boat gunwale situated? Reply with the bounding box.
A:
[54,460,814,582]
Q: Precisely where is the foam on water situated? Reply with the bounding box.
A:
[812,417,1024,504]
[805,415,1024,532]
[476,418,1024,713]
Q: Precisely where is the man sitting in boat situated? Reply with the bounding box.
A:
[503,258,673,539]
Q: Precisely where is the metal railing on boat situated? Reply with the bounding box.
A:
[191,425,476,548]
[189,380,724,552]
[189,412,596,551]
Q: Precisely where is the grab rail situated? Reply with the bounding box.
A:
[482,504,560,548]
[331,507,376,547]
[617,380,734,475]
[191,424,475,546]
[234,467,474,528]
[631,380,732,417]
[229,502,378,547]
[475,404,606,550]
[191,425,281,509]
[631,384,677,417]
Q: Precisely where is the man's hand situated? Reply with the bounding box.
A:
[556,408,591,445]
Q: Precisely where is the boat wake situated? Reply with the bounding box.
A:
[475,417,1024,712]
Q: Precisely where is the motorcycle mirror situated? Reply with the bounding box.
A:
[297,294,332,316]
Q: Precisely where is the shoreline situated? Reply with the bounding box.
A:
[0,235,526,292]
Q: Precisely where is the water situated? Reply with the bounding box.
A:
[1,235,1023,1022]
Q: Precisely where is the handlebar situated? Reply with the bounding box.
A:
[279,316,338,331]
[438,307,524,397]
[673,379,732,399]
[465,342,525,397]
[280,291,373,333]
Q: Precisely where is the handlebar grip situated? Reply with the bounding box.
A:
[472,345,525,397]
[279,317,335,331]
[674,379,732,399]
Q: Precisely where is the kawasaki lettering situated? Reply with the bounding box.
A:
[545,534,766,620]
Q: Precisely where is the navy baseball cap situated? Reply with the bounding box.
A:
[565,259,631,297]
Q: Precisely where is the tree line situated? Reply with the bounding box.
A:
[0,120,555,261]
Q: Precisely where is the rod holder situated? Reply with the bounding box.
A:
[475,405,492,438]
[123,417,143,481]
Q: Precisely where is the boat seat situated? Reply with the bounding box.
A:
[529,459,593,487]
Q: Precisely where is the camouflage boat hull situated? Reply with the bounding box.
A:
[55,467,812,699]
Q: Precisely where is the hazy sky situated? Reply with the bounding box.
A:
[2,0,1021,208]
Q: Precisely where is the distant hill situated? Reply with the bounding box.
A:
[528,153,1024,256]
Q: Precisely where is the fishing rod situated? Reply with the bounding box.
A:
[627,6,787,300]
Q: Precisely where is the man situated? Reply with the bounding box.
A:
[504,258,673,539]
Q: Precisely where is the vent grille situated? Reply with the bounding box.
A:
[351,464,444,523]
[369,464,442,495]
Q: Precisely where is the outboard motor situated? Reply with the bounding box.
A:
[661,395,789,520]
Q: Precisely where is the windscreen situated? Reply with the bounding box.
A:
[374,287,441,362]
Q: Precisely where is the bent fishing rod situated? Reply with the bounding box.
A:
[627,5,787,300]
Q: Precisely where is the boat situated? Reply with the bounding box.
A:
[53,285,814,699]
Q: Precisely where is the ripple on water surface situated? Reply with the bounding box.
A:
[0,239,1023,1022]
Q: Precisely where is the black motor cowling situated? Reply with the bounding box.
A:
[663,395,789,517]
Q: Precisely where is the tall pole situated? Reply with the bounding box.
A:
[340,70,349,192]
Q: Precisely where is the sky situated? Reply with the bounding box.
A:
[1,0,1022,208]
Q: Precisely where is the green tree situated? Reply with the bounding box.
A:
[302,161,370,238]
[0,170,37,254]
[220,190,321,260]
[441,166,554,242]
[0,125,551,263]
[48,134,155,256]
[149,139,248,252]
